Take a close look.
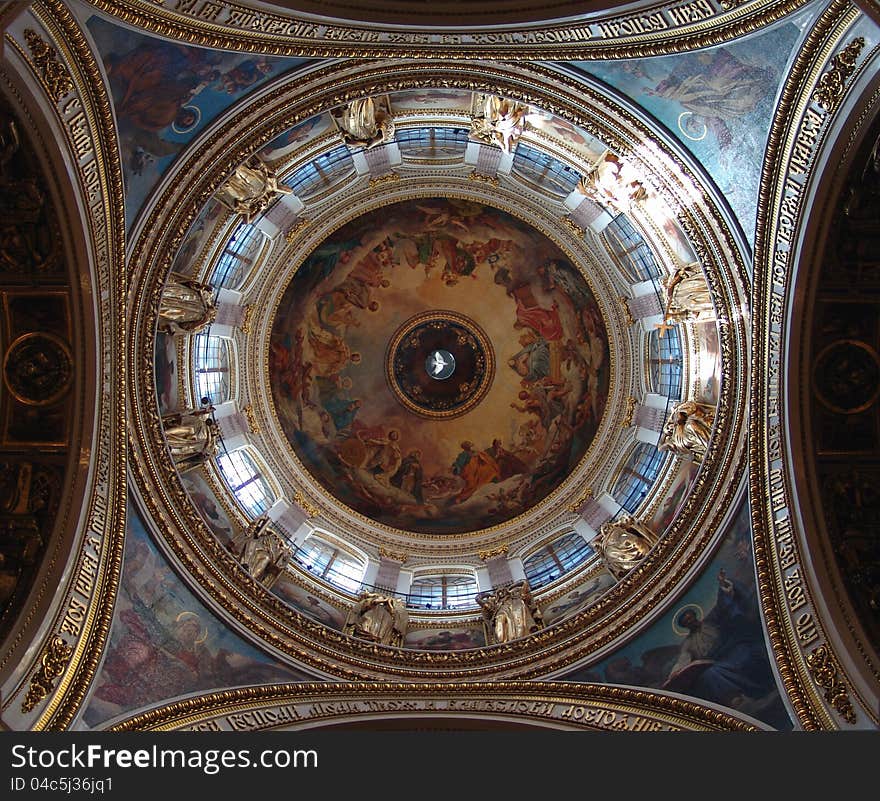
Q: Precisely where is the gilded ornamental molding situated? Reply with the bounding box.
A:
[107,681,764,732]
[750,0,878,728]
[84,0,810,58]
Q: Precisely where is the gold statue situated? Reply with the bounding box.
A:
[231,515,290,587]
[660,260,715,325]
[469,94,528,154]
[343,590,408,647]
[215,156,293,222]
[477,580,543,645]
[659,400,716,463]
[158,272,217,335]
[577,150,647,211]
[332,96,395,150]
[593,514,660,580]
[162,406,220,473]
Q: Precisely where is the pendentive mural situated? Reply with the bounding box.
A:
[269,198,610,535]
[565,501,793,730]
[80,501,308,728]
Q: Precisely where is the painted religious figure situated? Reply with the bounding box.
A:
[659,400,716,463]
[214,156,293,222]
[268,198,611,535]
[161,405,220,473]
[343,591,408,647]
[158,272,217,335]
[477,581,544,645]
[469,94,529,154]
[593,514,660,580]
[332,96,395,150]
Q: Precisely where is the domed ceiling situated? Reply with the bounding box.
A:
[120,47,753,686]
[268,196,611,534]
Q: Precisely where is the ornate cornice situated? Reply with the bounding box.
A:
[83,0,810,58]
[107,681,764,732]
[1,0,127,730]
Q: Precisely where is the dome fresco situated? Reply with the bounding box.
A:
[269,197,610,534]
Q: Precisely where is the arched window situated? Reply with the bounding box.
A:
[397,127,469,160]
[646,327,683,399]
[291,535,366,593]
[192,333,231,405]
[211,222,264,290]
[602,215,660,282]
[216,448,275,518]
[512,143,580,197]
[407,574,479,610]
[611,442,668,514]
[286,145,354,198]
[523,531,594,589]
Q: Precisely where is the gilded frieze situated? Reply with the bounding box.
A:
[750,0,879,728]
[86,0,810,58]
[0,0,126,730]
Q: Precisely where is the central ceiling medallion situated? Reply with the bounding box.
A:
[387,311,494,420]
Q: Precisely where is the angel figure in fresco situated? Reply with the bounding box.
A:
[644,47,775,149]
[333,96,396,150]
[306,321,361,377]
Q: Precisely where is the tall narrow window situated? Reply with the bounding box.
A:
[216,449,275,517]
[192,334,230,405]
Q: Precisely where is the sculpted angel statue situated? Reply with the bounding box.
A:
[234,515,290,587]
[477,581,543,645]
[157,272,217,335]
[577,150,648,211]
[658,400,716,463]
[469,94,529,154]
[333,96,395,150]
[660,260,715,325]
[343,590,408,647]
[161,405,220,473]
[593,514,660,580]
[215,156,292,222]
